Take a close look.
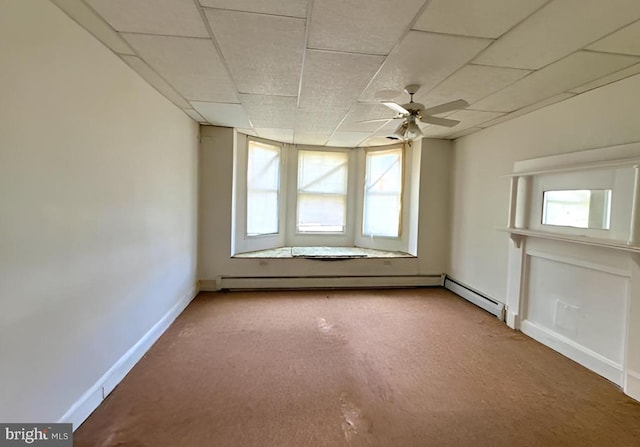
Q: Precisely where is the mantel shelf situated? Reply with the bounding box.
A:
[502,228,640,254]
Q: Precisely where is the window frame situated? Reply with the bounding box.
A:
[233,133,418,256]
[245,137,284,238]
[361,145,405,239]
[232,133,287,257]
[294,147,351,236]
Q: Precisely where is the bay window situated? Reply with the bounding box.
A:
[233,133,417,256]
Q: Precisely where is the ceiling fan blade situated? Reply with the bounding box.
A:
[382,101,410,115]
[422,99,469,116]
[420,115,461,128]
[356,117,398,124]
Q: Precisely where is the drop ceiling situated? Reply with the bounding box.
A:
[52,0,640,147]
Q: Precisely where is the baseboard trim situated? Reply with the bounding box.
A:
[59,285,199,430]
[200,275,443,291]
[506,310,521,330]
[521,319,623,385]
[625,370,640,401]
[444,276,505,320]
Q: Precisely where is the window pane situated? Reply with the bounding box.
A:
[363,148,403,237]
[247,192,279,235]
[247,141,280,236]
[298,151,348,194]
[363,195,401,237]
[297,150,348,233]
[297,194,346,232]
[366,151,402,193]
[248,142,279,190]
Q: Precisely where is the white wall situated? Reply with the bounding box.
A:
[450,73,640,301]
[199,127,452,282]
[0,0,199,424]
[449,72,640,399]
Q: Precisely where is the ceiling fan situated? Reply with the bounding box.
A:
[362,84,469,140]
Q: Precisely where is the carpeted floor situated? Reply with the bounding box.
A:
[74,288,640,446]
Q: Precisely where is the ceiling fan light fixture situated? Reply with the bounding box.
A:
[379,85,469,140]
[389,116,422,141]
[391,122,408,140]
[405,119,423,140]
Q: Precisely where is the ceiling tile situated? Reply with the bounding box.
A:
[205,9,305,96]
[294,108,346,134]
[54,0,640,147]
[443,110,505,132]
[239,94,297,128]
[587,20,640,56]
[237,128,259,137]
[569,63,640,94]
[472,51,639,112]
[299,50,385,110]
[121,55,191,109]
[474,0,640,69]
[183,108,206,122]
[418,125,455,138]
[191,102,251,128]
[448,127,483,139]
[419,110,503,138]
[416,64,531,108]
[50,0,135,55]
[293,134,330,146]
[361,31,491,102]
[255,128,293,143]
[327,132,370,147]
[123,34,238,102]
[199,0,308,18]
[476,92,576,128]
[308,0,426,55]
[413,0,547,39]
[338,103,395,132]
[86,0,209,37]
[375,119,407,133]
[361,136,399,147]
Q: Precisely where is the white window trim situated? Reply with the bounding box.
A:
[285,145,356,246]
[355,141,419,254]
[232,133,420,256]
[232,133,286,255]
[246,139,282,237]
[361,145,405,239]
[295,148,350,235]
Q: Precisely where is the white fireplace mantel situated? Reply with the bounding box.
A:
[504,141,640,402]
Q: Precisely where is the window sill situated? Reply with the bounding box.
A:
[233,246,414,259]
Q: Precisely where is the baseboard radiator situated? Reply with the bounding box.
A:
[201,275,443,291]
[444,276,505,320]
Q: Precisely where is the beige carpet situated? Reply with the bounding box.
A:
[75,288,640,446]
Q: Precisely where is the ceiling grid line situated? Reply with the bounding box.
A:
[325,0,435,146]
[190,0,245,106]
[52,0,199,119]
[200,6,306,20]
[108,30,212,40]
[49,0,640,144]
[293,0,314,144]
[53,0,136,55]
